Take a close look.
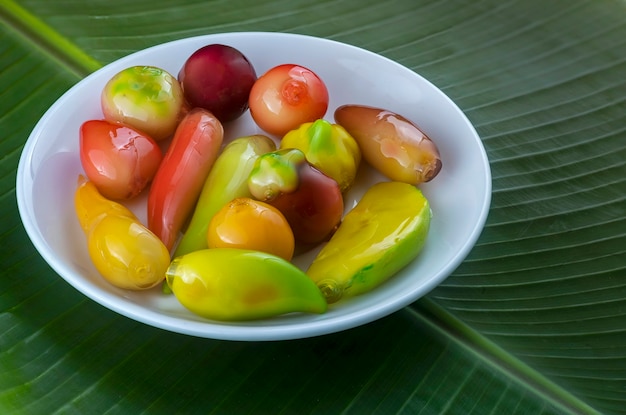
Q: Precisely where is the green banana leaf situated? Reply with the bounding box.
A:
[1,0,625,414]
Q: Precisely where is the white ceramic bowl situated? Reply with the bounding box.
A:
[16,32,491,341]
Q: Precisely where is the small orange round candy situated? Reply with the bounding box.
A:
[207,197,295,261]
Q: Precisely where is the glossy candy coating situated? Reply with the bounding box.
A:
[74,176,170,290]
[248,148,343,246]
[280,119,361,192]
[178,44,257,122]
[173,134,275,258]
[166,248,327,321]
[249,64,328,137]
[101,65,184,141]
[148,108,224,251]
[79,119,162,200]
[334,105,442,185]
[207,197,295,261]
[307,181,431,303]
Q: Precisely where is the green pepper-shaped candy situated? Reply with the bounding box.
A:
[280,119,361,192]
[173,134,276,258]
[166,248,327,320]
[307,181,431,304]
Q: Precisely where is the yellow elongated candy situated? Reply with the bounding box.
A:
[74,176,170,290]
[87,215,171,290]
[166,248,327,321]
[307,181,431,303]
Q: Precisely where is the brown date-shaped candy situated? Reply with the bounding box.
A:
[334,104,442,184]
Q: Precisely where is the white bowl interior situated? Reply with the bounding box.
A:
[16,32,491,341]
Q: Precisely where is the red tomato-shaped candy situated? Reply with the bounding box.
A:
[79,120,162,200]
[249,64,329,137]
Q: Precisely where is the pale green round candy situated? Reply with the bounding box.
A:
[101,66,184,141]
